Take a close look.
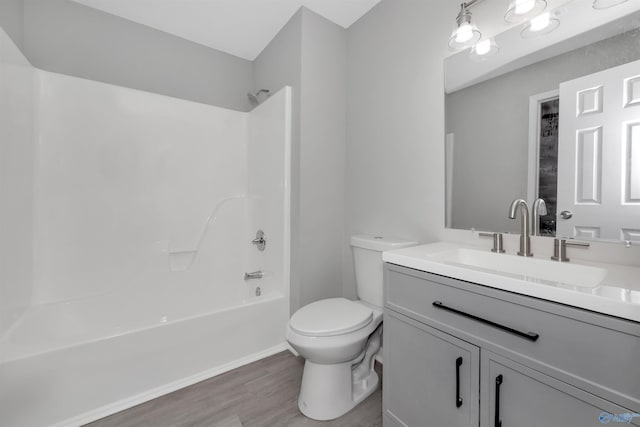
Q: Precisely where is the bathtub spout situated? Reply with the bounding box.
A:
[244,271,264,281]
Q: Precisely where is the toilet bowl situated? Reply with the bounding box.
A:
[286,298,383,420]
[286,235,417,421]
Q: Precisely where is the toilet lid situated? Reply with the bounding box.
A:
[290,298,373,337]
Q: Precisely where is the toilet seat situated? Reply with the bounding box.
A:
[289,298,373,337]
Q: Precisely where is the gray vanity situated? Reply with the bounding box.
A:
[387,0,640,424]
[382,261,640,427]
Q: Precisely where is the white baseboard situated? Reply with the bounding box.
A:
[285,342,299,357]
[52,342,288,427]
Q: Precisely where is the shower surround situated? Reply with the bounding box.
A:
[0,28,291,427]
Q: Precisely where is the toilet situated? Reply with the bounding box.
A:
[285,234,417,421]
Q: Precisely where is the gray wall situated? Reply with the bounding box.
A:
[2,0,460,309]
[254,8,347,311]
[23,0,253,111]
[0,0,23,50]
[298,9,347,307]
[447,29,640,233]
[344,0,454,298]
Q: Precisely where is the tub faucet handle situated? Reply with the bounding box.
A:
[252,230,266,251]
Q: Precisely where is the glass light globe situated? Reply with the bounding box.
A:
[456,23,474,43]
[475,39,492,55]
[515,0,536,15]
[530,12,551,31]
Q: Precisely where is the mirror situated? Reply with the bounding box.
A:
[445,0,640,242]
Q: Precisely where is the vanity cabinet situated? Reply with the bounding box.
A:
[482,351,635,427]
[383,263,640,427]
[384,312,479,427]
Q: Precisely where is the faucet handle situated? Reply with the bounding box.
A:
[252,230,266,251]
[479,232,506,253]
[565,239,590,248]
[551,238,590,262]
[244,270,264,281]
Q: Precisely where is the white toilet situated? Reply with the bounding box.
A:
[285,234,417,421]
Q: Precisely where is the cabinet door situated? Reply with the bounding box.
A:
[482,351,640,427]
[384,311,480,427]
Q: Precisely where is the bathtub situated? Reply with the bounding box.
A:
[0,279,289,427]
[0,38,292,425]
[0,82,293,426]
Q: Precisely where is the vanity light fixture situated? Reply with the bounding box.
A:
[470,38,500,60]
[449,2,482,50]
[448,0,555,50]
[521,12,560,39]
[505,0,547,23]
[592,0,628,9]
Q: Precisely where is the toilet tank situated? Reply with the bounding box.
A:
[351,234,417,308]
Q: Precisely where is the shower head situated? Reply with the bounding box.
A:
[248,89,270,106]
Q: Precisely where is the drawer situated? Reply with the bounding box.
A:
[384,264,640,411]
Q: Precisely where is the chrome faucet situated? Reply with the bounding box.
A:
[508,199,533,257]
[531,198,547,237]
[244,270,263,281]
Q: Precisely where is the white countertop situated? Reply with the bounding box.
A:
[383,242,640,323]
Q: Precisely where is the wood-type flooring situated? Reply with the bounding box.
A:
[87,351,382,427]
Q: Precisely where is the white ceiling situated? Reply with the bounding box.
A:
[71,0,381,60]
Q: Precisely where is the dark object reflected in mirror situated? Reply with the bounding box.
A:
[537,98,558,236]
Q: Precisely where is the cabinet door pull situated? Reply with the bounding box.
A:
[455,357,463,408]
[495,374,503,427]
[432,301,539,342]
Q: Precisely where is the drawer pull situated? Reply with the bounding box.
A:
[455,357,463,408]
[432,301,539,342]
[495,374,503,427]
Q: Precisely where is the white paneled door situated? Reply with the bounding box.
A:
[557,59,640,241]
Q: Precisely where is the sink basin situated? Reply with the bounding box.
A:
[428,248,608,288]
[382,242,639,322]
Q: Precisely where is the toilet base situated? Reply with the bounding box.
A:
[297,360,379,421]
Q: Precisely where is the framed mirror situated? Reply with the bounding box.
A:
[445,0,640,242]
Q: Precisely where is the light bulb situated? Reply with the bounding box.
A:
[505,0,547,24]
[475,39,491,55]
[530,12,550,31]
[521,12,559,38]
[455,23,474,43]
[515,0,536,14]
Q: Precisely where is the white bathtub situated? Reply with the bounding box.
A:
[0,38,292,425]
[0,73,292,426]
[0,282,289,427]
